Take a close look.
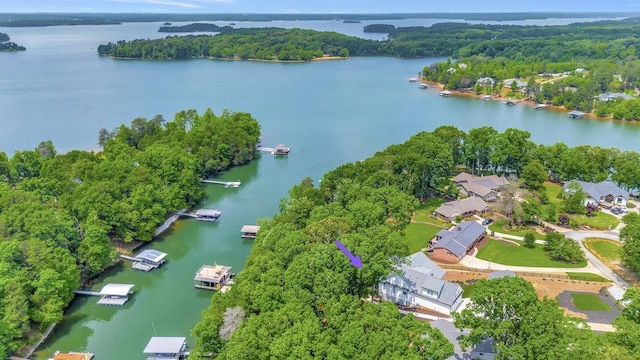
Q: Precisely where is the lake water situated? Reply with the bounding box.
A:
[0,19,637,359]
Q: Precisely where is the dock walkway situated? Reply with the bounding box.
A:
[202,179,241,188]
[74,290,101,296]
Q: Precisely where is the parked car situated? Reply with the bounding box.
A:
[482,218,494,226]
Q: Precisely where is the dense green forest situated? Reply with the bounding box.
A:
[363,24,396,33]
[1,12,632,27]
[0,108,260,356]
[417,21,640,118]
[192,125,640,358]
[0,32,25,51]
[98,28,377,60]
[158,23,234,33]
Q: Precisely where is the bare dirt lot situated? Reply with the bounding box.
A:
[444,270,610,318]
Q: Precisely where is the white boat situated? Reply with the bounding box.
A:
[439,90,452,97]
[408,77,418,82]
[418,83,428,89]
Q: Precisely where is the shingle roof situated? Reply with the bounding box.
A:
[597,92,634,102]
[435,197,490,219]
[453,172,474,183]
[460,182,495,197]
[433,221,486,257]
[563,180,629,201]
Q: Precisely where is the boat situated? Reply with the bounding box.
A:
[439,90,452,97]
[273,144,291,155]
[534,104,548,110]
[567,110,586,119]
[418,83,428,89]
[505,100,517,106]
[482,95,492,101]
[409,77,418,82]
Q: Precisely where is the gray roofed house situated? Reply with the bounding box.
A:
[476,77,496,87]
[428,221,487,262]
[453,172,508,202]
[488,270,516,280]
[563,180,629,207]
[434,197,490,221]
[379,252,463,315]
[596,92,634,102]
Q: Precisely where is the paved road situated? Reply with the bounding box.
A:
[563,231,630,289]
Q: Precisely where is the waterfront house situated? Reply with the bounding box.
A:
[240,225,260,238]
[476,77,496,87]
[503,79,527,90]
[563,180,629,207]
[143,337,187,360]
[194,264,233,290]
[428,221,487,263]
[378,252,463,315]
[596,92,634,102]
[434,197,490,222]
[453,172,509,196]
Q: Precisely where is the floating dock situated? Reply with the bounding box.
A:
[240,225,260,239]
[51,351,95,360]
[143,337,187,360]
[439,90,452,97]
[202,179,241,188]
[273,144,291,155]
[194,264,234,291]
[177,209,222,222]
[74,283,134,306]
[120,249,167,271]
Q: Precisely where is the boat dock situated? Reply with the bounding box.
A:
[177,209,222,221]
[120,249,167,271]
[439,90,452,97]
[51,351,95,360]
[534,103,548,110]
[257,144,291,155]
[256,146,274,153]
[143,337,187,360]
[568,110,586,118]
[240,225,260,239]
[202,179,241,188]
[74,283,134,306]
[194,264,234,290]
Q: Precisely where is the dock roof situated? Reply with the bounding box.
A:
[194,264,232,282]
[136,249,167,263]
[195,209,222,217]
[99,283,134,297]
[143,337,186,354]
[241,225,260,233]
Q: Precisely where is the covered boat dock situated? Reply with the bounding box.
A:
[240,225,260,239]
[194,264,233,290]
[97,283,134,306]
[143,337,187,360]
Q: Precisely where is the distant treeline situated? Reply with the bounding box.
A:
[363,24,396,33]
[0,31,25,51]
[158,23,234,33]
[0,12,635,27]
[98,28,379,61]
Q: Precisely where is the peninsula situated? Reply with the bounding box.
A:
[158,23,234,33]
[0,32,25,51]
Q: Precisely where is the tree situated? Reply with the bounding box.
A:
[521,159,547,191]
[620,213,640,272]
[562,180,587,214]
[544,232,585,263]
[521,199,542,224]
[524,232,536,248]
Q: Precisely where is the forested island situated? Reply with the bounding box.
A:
[191,125,640,358]
[158,23,234,33]
[0,32,25,51]
[363,23,396,33]
[98,28,367,61]
[0,12,634,27]
[0,108,260,357]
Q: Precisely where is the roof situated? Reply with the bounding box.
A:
[472,339,497,354]
[241,225,260,233]
[567,110,585,116]
[488,270,517,279]
[452,172,474,183]
[607,285,626,301]
[136,249,167,264]
[382,252,462,307]
[143,337,186,354]
[504,79,527,87]
[194,264,232,282]
[597,92,633,102]
[476,77,495,85]
[435,197,490,219]
[563,180,629,201]
[99,283,134,297]
[52,353,94,360]
[460,182,495,197]
[433,221,486,257]
[195,209,222,217]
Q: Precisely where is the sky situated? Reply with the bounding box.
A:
[3,0,640,14]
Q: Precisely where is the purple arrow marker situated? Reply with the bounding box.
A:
[335,240,363,268]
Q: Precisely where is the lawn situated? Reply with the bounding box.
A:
[569,212,620,230]
[566,272,610,282]
[570,293,611,311]
[404,222,443,254]
[413,198,447,224]
[460,283,476,298]
[476,238,587,268]
[543,182,563,205]
[584,238,621,263]
[488,218,545,240]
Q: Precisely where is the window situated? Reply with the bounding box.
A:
[422,288,439,298]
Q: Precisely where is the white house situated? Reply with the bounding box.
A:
[563,180,629,207]
[378,252,463,315]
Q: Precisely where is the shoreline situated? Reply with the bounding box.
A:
[423,80,637,124]
[107,54,347,63]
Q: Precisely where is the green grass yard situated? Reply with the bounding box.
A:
[460,283,476,298]
[404,222,443,254]
[569,212,620,231]
[476,238,587,268]
[488,218,545,240]
[584,238,622,263]
[570,293,611,311]
[566,272,610,282]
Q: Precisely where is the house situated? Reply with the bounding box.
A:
[143,337,187,360]
[563,180,629,207]
[428,221,487,262]
[434,197,490,222]
[452,172,508,202]
[378,252,463,315]
[476,77,496,87]
[503,79,527,90]
[430,319,498,360]
[596,92,634,102]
